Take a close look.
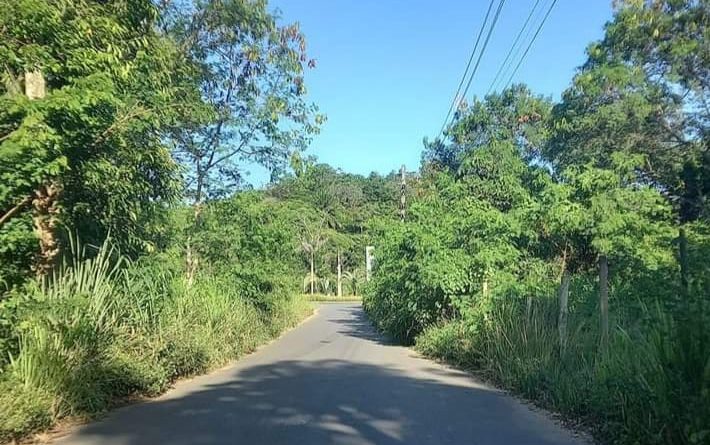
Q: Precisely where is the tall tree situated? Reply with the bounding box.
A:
[163,0,324,205]
[298,218,328,295]
[548,0,708,223]
[161,0,323,281]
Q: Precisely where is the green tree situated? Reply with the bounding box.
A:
[0,0,187,286]
[548,0,708,223]
[164,0,324,204]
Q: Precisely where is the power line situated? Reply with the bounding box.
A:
[502,0,558,90]
[437,0,497,140]
[458,0,507,104]
[486,0,543,95]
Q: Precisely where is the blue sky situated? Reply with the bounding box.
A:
[247,0,613,185]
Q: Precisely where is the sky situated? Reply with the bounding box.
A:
[247,0,613,185]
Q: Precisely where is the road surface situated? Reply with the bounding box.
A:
[57,303,585,445]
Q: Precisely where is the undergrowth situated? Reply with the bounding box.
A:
[0,241,311,442]
[415,296,710,445]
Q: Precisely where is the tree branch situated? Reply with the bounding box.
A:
[0,195,31,228]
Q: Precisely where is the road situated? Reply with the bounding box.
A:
[57,303,585,445]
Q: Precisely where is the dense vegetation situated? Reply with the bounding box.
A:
[2,1,707,444]
[364,1,709,444]
[0,0,401,441]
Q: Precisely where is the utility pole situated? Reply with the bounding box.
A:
[400,165,406,221]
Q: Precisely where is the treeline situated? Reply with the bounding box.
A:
[364,2,709,444]
[0,0,370,441]
[267,159,401,296]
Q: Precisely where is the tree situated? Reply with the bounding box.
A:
[164,0,324,205]
[298,218,328,295]
[424,84,552,173]
[563,153,674,348]
[160,0,323,282]
[549,0,708,237]
[0,0,187,285]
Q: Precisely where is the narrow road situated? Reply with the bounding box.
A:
[57,303,584,445]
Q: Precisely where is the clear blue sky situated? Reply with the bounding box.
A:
[248,0,613,185]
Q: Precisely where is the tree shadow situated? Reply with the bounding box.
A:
[331,303,395,346]
[62,358,581,445]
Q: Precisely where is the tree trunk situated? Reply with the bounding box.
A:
[185,236,195,286]
[310,251,315,295]
[599,254,609,350]
[337,250,342,297]
[185,202,203,287]
[558,269,571,356]
[32,182,61,277]
[678,226,689,297]
[24,69,59,278]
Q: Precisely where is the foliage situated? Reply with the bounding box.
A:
[0,0,189,286]
[366,44,708,443]
[163,0,324,203]
[0,240,311,442]
[0,1,331,441]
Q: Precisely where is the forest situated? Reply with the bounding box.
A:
[0,0,708,444]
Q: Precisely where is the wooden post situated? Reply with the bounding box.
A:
[310,251,315,295]
[337,250,343,297]
[678,227,689,297]
[482,268,490,298]
[558,269,571,355]
[525,295,533,325]
[365,246,374,282]
[599,254,609,350]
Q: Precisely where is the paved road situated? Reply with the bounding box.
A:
[57,303,584,445]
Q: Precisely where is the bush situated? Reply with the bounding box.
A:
[415,321,478,367]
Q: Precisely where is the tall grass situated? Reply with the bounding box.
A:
[0,240,311,442]
[416,295,710,444]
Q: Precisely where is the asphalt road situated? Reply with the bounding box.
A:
[56,303,585,445]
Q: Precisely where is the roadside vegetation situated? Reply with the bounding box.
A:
[364,2,709,444]
[2,1,707,445]
[0,0,398,442]
[0,3,400,440]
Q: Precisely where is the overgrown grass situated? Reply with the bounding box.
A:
[415,296,710,445]
[0,241,311,442]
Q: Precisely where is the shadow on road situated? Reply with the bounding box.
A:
[331,304,395,346]
[67,359,574,445]
[61,305,579,445]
